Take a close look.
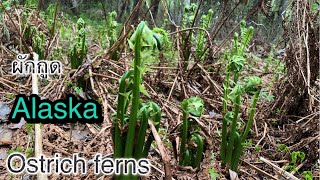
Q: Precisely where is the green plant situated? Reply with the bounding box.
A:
[220,22,253,164]
[209,169,219,180]
[275,108,286,115]
[68,18,87,88]
[220,21,262,171]
[208,153,219,180]
[260,91,274,102]
[125,23,152,158]
[25,148,34,158]
[106,11,118,48]
[65,79,85,96]
[152,28,168,50]
[152,27,177,66]
[112,21,161,178]
[51,47,63,60]
[5,93,15,100]
[0,0,13,11]
[60,25,73,46]
[263,46,275,73]
[273,59,286,81]
[231,77,262,170]
[277,144,289,152]
[41,3,58,36]
[7,147,24,155]
[181,3,197,67]
[285,165,297,172]
[21,11,46,60]
[178,97,205,168]
[32,31,45,60]
[26,123,34,135]
[254,145,262,153]
[220,21,261,171]
[290,151,305,165]
[196,9,213,61]
[263,46,286,81]
[302,171,313,180]
[7,146,33,158]
[73,86,84,96]
[221,21,253,110]
[181,3,197,28]
[244,139,253,148]
[25,0,37,8]
[138,102,161,158]
[311,1,320,14]
[43,4,55,25]
[69,18,87,69]
[128,24,160,74]
[284,151,306,173]
[20,7,32,41]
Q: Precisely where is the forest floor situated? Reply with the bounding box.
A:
[0,4,319,180]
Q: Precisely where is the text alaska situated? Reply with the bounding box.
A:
[9,94,103,124]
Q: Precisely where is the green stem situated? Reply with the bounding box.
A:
[231,144,243,171]
[231,91,260,171]
[222,72,230,114]
[220,71,230,162]
[232,72,240,87]
[225,89,241,164]
[183,149,191,166]
[241,91,260,142]
[124,22,145,158]
[193,133,204,168]
[179,110,188,165]
[114,70,133,158]
[231,132,242,171]
[81,34,86,59]
[135,106,148,159]
[142,102,161,157]
[234,38,238,55]
[220,115,228,163]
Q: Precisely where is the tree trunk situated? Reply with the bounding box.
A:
[151,0,160,21]
[118,0,130,21]
[37,0,45,10]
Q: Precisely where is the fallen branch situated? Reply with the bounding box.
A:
[242,160,277,180]
[149,120,172,180]
[260,157,299,180]
[32,53,47,180]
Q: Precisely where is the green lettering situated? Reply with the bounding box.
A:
[38,102,52,119]
[12,97,30,119]
[83,103,98,119]
[54,102,67,119]
[32,97,36,119]
[69,97,82,118]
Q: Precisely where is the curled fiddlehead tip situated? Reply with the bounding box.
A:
[244,76,262,95]
[181,97,204,117]
[229,85,244,104]
[233,32,239,40]
[191,133,204,168]
[248,26,254,32]
[240,20,246,28]
[227,55,246,73]
[128,21,145,47]
[152,33,162,51]
[109,11,117,18]
[224,111,234,124]
[77,18,85,29]
[184,3,197,12]
[129,21,158,51]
